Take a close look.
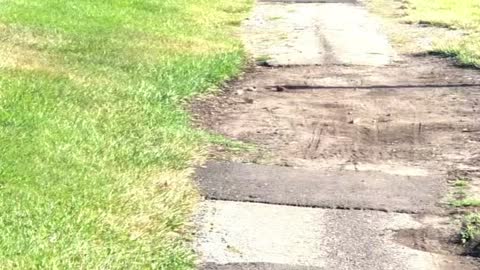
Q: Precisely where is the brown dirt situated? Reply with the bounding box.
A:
[192,56,480,175]
[394,214,480,259]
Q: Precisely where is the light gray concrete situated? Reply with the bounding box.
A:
[242,3,395,66]
[199,262,323,270]
[195,200,443,270]
[314,3,395,65]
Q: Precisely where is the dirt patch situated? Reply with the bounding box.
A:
[395,226,465,256]
[395,225,480,259]
[192,57,480,174]
[0,43,53,71]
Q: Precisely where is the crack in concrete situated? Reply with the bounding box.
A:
[270,83,480,90]
[204,197,427,215]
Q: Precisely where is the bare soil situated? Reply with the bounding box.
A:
[193,57,480,175]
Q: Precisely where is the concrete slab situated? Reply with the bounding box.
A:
[200,262,322,270]
[195,200,448,270]
[195,161,445,214]
[314,3,395,66]
[242,3,323,66]
[242,3,394,66]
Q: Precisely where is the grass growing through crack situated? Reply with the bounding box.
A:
[461,213,480,254]
[449,179,480,208]
[369,0,480,67]
[462,213,480,242]
[452,199,480,208]
[0,0,252,268]
[448,178,480,250]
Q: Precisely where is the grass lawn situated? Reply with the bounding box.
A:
[370,0,480,67]
[0,0,252,268]
[406,0,480,67]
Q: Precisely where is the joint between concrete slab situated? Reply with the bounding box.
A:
[203,197,441,215]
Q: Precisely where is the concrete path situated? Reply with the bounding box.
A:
[194,0,480,269]
[196,201,465,270]
[197,161,445,214]
[243,2,395,66]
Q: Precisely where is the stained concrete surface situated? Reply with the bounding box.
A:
[200,262,323,270]
[242,2,394,66]
[196,161,445,214]
[195,201,479,270]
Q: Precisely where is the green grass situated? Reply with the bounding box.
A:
[448,178,480,208]
[0,0,252,268]
[454,179,469,187]
[371,0,480,67]
[451,198,480,208]
[461,213,480,244]
[405,0,480,67]
[448,179,480,249]
[406,0,480,30]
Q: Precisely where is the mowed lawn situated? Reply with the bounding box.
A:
[405,0,480,66]
[0,0,251,268]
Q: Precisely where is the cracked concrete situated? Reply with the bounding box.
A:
[195,201,478,270]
